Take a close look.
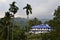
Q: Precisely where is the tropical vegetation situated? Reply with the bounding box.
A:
[0,1,60,40]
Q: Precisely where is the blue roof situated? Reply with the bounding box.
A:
[32,24,51,29]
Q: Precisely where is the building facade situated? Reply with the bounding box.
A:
[29,24,52,34]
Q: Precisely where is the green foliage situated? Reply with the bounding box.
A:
[48,6,60,33]
[25,18,42,32]
[12,25,27,40]
[23,4,32,19]
[28,18,42,27]
[44,6,60,40]
[0,1,27,40]
[9,1,19,14]
[23,4,32,15]
[0,19,27,40]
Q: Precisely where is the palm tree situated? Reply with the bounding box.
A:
[9,1,19,40]
[0,12,12,40]
[23,4,32,40]
[23,4,32,20]
[9,1,19,14]
[5,12,13,40]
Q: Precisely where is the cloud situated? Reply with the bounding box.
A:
[0,0,60,19]
[0,0,7,2]
[29,0,60,19]
[15,13,26,18]
[0,12,5,18]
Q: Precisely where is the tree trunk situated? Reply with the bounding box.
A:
[12,15,14,40]
[7,26,9,40]
[27,15,29,20]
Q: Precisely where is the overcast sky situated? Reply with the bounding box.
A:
[0,0,60,19]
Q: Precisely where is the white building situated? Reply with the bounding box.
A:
[29,24,52,34]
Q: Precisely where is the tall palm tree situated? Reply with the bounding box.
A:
[0,12,12,40]
[9,1,19,40]
[23,4,32,40]
[5,12,13,40]
[23,4,32,20]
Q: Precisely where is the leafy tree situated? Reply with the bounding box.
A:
[0,1,19,40]
[50,6,60,33]
[9,1,19,40]
[28,18,42,26]
[45,6,60,40]
[0,1,28,40]
[8,1,27,40]
[23,4,32,19]
[0,12,14,40]
[54,6,60,21]
[26,18,42,32]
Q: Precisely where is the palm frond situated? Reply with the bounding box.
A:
[23,7,27,9]
[30,10,32,14]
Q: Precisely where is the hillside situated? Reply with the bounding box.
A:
[14,17,27,26]
[14,18,51,26]
[0,18,51,26]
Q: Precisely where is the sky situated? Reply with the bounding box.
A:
[0,0,60,19]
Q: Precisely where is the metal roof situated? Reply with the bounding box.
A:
[32,24,51,29]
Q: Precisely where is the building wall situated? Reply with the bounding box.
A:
[29,28,51,34]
